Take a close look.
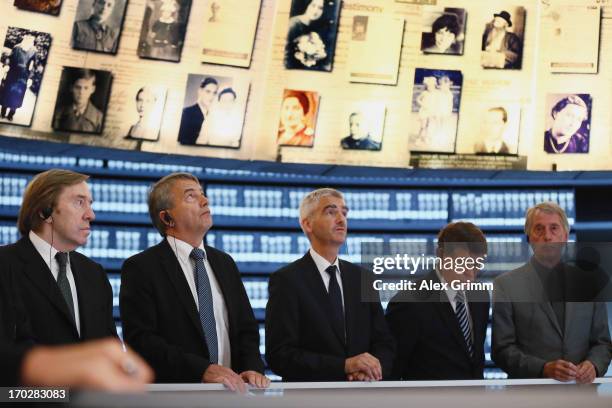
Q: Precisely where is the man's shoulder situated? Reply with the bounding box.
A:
[494,262,532,285]
[124,241,167,266]
[270,254,311,279]
[70,250,104,274]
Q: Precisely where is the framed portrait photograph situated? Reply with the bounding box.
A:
[347,15,404,85]
[123,85,167,142]
[178,74,250,148]
[544,94,591,154]
[51,67,112,134]
[409,68,463,154]
[71,0,128,54]
[284,0,341,72]
[471,104,521,155]
[0,27,52,127]
[341,101,385,151]
[14,0,62,16]
[138,0,192,62]
[421,7,466,55]
[200,0,262,68]
[481,7,526,70]
[277,89,319,147]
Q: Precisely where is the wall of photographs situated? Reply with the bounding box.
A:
[1,0,612,171]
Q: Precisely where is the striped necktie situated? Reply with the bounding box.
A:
[454,291,473,357]
[190,247,218,364]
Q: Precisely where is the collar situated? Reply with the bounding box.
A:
[166,235,206,261]
[29,230,66,271]
[309,248,340,274]
[435,268,459,301]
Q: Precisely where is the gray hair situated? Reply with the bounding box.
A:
[524,201,570,236]
[148,172,200,236]
[299,187,344,224]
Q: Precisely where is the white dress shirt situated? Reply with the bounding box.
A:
[435,268,473,337]
[29,230,81,336]
[309,248,345,311]
[167,236,231,368]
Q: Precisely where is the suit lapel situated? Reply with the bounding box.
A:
[302,253,346,347]
[525,263,563,337]
[159,241,206,341]
[16,238,78,332]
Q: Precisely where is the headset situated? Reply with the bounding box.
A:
[41,206,53,220]
[163,212,173,225]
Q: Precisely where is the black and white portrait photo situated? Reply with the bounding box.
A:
[481,8,526,70]
[409,68,463,153]
[14,0,62,15]
[138,0,192,62]
[178,74,249,148]
[0,27,52,126]
[71,0,127,54]
[340,102,385,151]
[284,0,341,71]
[544,94,591,154]
[472,104,520,155]
[52,67,112,134]
[124,85,167,141]
[421,8,466,55]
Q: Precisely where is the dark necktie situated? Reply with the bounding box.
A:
[325,265,345,342]
[455,291,473,357]
[55,252,75,323]
[190,248,218,364]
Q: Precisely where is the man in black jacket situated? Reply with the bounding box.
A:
[120,173,267,390]
[0,169,116,345]
[266,188,395,381]
[386,222,490,380]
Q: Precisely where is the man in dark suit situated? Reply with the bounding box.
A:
[177,77,218,145]
[386,222,490,380]
[493,202,611,382]
[0,169,116,346]
[266,188,395,382]
[120,173,267,390]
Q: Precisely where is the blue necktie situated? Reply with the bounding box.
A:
[325,265,345,342]
[455,291,473,357]
[190,248,218,364]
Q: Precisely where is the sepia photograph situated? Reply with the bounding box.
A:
[123,85,167,142]
[544,94,591,154]
[284,0,341,72]
[200,0,262,68]
[277,89,319,147]
[347,14,404,85]
[0,27,52,127]
[52,67,112,134]
[481,8,526,70]
[409,68,462,154]
[341,101,385,151]
[138,0,192,62]
[178,74,249,148]
[472,104,520,155]
[546,4,600,74]
[14,0,62,16]
[421,7,466,55]
[71,0,128,54]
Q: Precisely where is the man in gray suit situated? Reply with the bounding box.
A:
[492,202,611,383]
